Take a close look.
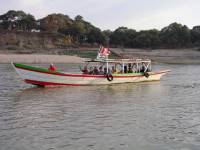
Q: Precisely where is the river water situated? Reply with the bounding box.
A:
[0,63,200,150]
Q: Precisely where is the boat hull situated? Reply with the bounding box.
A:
[12,63,170,86]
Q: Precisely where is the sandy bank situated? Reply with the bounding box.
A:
[111,48,200,64]
[0,54,83,63]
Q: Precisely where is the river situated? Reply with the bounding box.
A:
[0,63,200,150]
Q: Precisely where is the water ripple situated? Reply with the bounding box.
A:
[1,64,200,149]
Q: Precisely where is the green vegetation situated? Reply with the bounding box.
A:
[0,10,36,31]
[1,10,200,49]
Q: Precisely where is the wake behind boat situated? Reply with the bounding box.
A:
[12,47,170,86]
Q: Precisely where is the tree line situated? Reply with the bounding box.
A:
[0,10,200,49]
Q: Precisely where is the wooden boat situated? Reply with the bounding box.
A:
[12,58,170,86]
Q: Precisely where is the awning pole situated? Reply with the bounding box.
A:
[122,62,124,74]
[106,61,109,74]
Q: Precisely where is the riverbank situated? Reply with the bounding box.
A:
[0,48,200,64]
[112,48,200,64]
[0,54,83,63]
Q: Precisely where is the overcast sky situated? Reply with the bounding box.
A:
[1,0,200,31]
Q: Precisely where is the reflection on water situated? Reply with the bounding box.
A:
[1,63,200,150]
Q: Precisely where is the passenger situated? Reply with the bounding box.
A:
[104,67,107,74]
[93,66,99,74]
[48,63,56,71]
[132,63,137,73]
[89,66,94,74]
[124,66,127,73]
[128,63,133,73]
[115,64,122,74]
[141,63,145,72]
[98,66,104,75]
[81,66,88,74]
[111,66,116,74]
[128,67,133,73]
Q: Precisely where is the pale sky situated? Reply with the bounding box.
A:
[0,0,200,31]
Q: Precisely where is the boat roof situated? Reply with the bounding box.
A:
[84,58,151,63]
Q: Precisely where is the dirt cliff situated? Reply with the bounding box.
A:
[0,31,72,50]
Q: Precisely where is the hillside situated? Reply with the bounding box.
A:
[0,31,71,50]
[0,10,200,51]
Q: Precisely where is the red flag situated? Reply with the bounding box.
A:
[98,46,111,58]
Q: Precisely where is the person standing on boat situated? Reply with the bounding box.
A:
[141,63,146,72]
[48,63,57,71]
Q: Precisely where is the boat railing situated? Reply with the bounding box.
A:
[84,58,151,64]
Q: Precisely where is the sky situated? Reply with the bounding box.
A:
[0,0,200,31]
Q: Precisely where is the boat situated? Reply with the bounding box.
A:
[12,47,170,87]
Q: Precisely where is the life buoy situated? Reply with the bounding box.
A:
[144,72,150,78]
[106,74,113,81]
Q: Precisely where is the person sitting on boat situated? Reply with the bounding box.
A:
[124,65,128,73]
[81,66,89,74]
[128,67,133,73]
[93,66,99,74]
[104,67,107,74]
[89,66,94,74]
[128,63,133,73]
[115,64,122,74]
[48,63,57,71]
[98,66,104,75]
[132,63,137,73]
[111,66,116,74]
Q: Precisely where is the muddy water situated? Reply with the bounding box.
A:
[0,63,200,150]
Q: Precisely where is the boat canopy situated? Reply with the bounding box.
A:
[83,58,152,74]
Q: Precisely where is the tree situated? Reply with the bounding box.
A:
[40,14,73,33]
[110,27,137,47]
[134,32,151,48]
[102,30,112,46]
[74,15,83,22]
[0,10,36,31]
[124,29,137,47]
[159,22,191,48]
[87,28,105,44]
[72,20,86,43]
[134,29,160,48]
[191,26,200,46]
[110,27,128,47]
[18,14,36,31]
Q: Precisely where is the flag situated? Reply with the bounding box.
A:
[97,45,111,59]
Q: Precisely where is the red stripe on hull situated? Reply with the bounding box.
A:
[24,79,83,86]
